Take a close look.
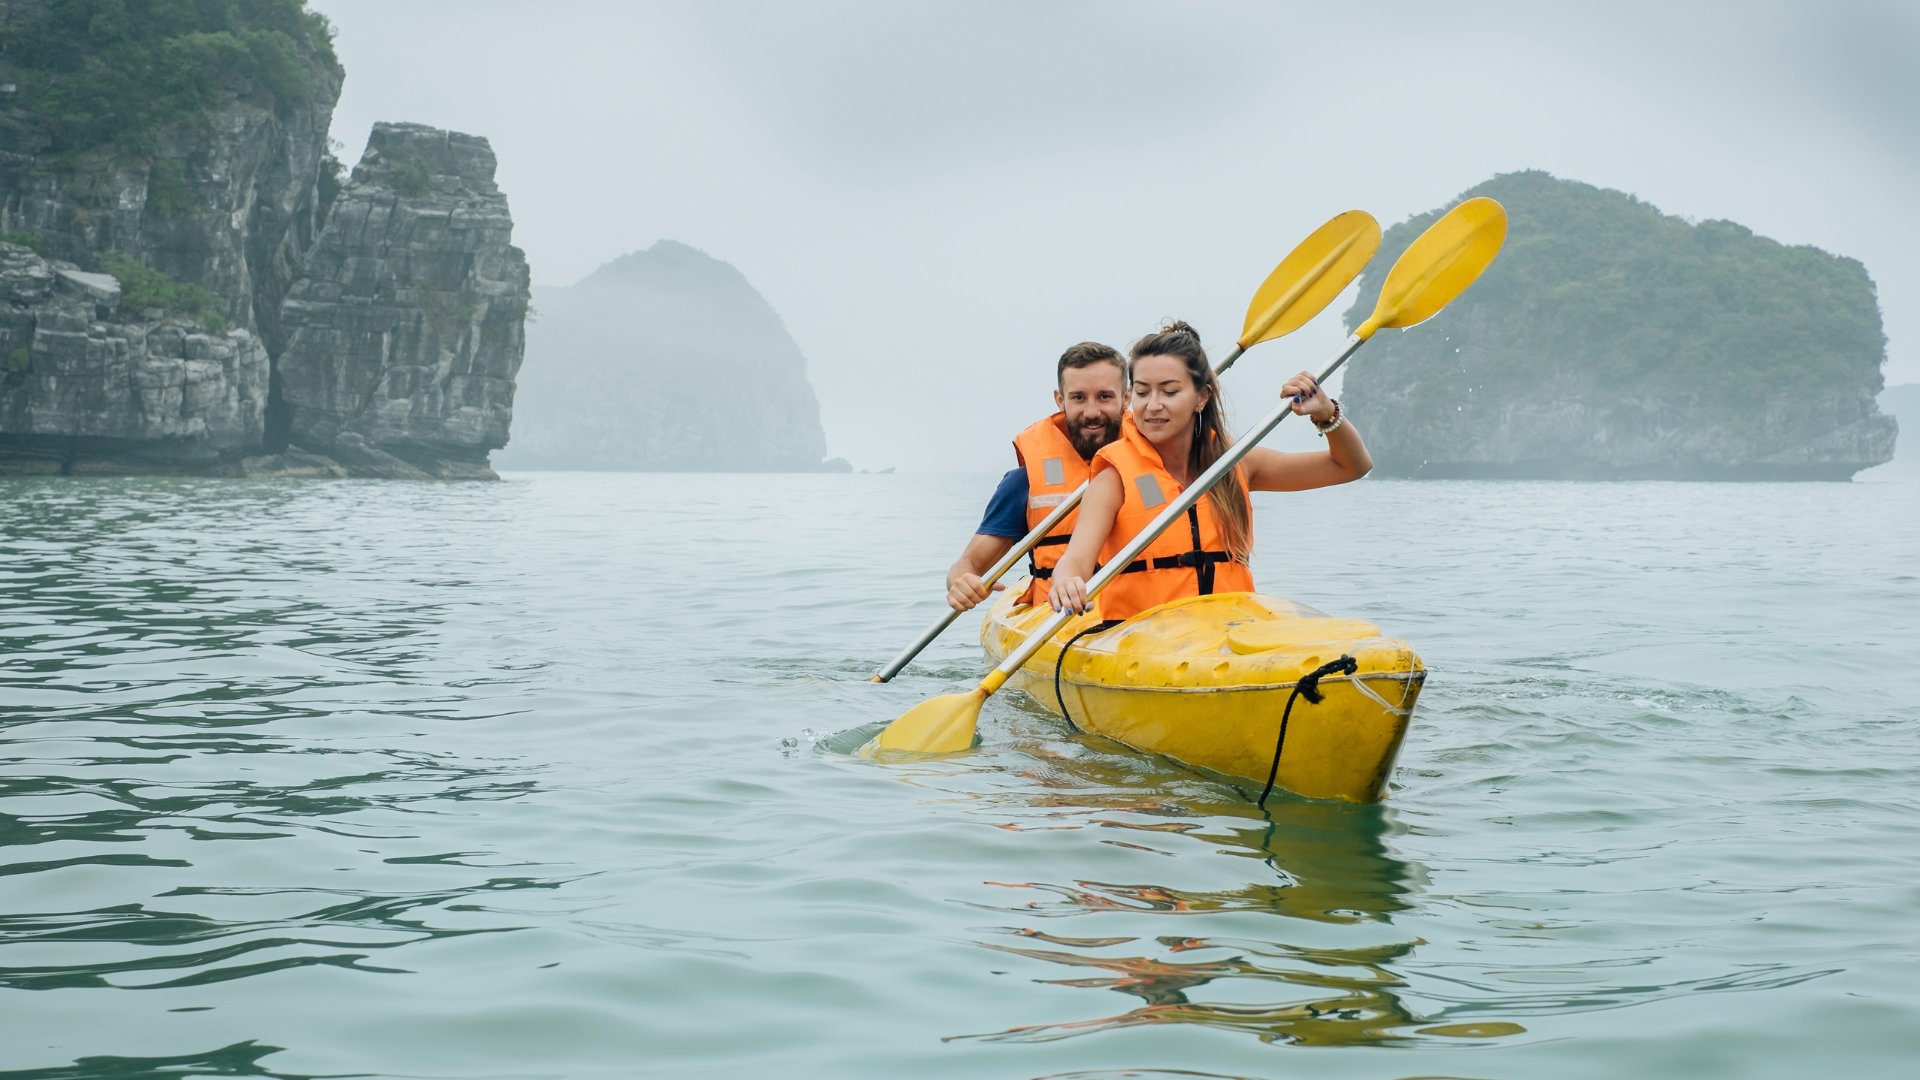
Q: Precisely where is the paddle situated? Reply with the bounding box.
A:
[868,196,1508,753]
[867,210,1383,684]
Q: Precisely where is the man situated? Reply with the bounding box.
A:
[945,341,1127,611]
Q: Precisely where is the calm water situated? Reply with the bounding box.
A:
[2,471,1916,1079]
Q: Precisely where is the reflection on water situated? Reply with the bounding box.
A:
[948,713,1854,1052]
[0,1041,313,1080]
[953,741,1468,1047]
[1,872,568,992]
[967,805,1415,926]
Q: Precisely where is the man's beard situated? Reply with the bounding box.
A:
[1067,416,1119,459]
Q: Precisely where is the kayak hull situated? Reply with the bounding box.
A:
[980,590,1424,803]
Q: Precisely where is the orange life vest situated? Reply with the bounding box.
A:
[1010,412,1092,606]
[1091,421,1255,622]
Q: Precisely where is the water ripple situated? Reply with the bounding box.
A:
[0,474,1915,1078]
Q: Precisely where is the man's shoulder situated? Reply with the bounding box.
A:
[977,468,1030,538]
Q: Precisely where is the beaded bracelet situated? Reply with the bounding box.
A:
[1314,397,1344,436]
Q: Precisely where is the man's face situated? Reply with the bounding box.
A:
[1055,361,1125,459]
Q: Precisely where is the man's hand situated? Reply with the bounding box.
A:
[946,533,1017,611]
[946,571,1006,612]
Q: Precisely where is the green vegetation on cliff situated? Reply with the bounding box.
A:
[1346,172,1886,421]
[95,252,226,331]
[1337,171,1895,478]
[0,0,340,156]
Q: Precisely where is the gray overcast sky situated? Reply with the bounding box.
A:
[313,0,1919,471]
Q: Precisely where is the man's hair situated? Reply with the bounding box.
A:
[1056,341,1124,388]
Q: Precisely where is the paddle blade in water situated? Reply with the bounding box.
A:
[1358,197,1508,338]
[1239,210,1382,348]
[869,688,986,754]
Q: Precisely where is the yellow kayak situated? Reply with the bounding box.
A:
[979,589,1425,802]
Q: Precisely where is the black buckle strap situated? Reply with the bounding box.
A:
[1027,531,1074,578]
[1114,507,1228,594]
[1166,550,1231,569]
[1185,505,1216,595]
[1116,551,1231,574]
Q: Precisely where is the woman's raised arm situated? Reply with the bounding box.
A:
[1242,370,1371,492]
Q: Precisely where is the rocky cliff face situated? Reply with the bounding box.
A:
[1341,172,1897,480]
[0,11,530,479]
[0,244,268,473]
[0,15,341,344]
[272,124,530,479]
[0,0,341,474]
[497,241,835,472]
[1870,384,1915,475]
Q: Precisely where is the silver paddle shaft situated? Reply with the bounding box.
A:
[868,481,1083,682]
[869,342,1248,683]
[991,333,1365,679]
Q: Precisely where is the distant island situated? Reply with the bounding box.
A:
[0,0,528,478]
[1341,171,1898,480]
[496,241,845,472]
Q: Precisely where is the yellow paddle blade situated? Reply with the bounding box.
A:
[869,687,987,754]
[1356,196,1508,339]
[1238,210,1382,348]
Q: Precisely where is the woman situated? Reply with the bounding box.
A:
[1047,321,1371,620]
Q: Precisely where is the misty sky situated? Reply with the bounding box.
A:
[312,0,1919,472]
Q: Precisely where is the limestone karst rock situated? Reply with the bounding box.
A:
[274,124,530,479]
[0,0,338,473]
[0,1,340,344]
[1340,171,1897,480]
[0,5,530,478]
[498,241,834,472]
[0,244,269,473]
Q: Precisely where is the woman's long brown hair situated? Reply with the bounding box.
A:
[1127,321,1252,561]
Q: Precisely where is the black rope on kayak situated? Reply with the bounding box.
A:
[1256,654,1359,808]
[1054,619,1121,730]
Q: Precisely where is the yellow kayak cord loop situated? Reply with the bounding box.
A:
[1256,654,1359,808]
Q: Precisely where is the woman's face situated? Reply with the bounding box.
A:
[1129,353,1209,450]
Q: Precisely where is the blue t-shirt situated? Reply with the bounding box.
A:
[977,468,1028,538]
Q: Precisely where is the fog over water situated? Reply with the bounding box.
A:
[311,0,1920,472]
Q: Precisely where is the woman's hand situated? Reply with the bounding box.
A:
[1045,471,1121,617]
[1281,371,1336,425]
[1049,562,1093,615]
